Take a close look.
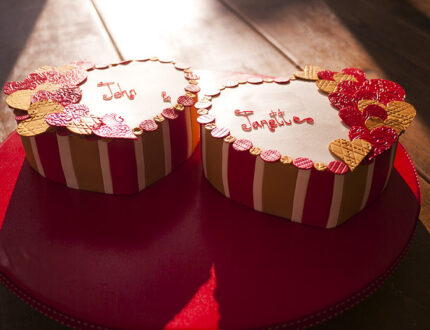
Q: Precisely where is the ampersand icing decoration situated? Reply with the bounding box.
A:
[4,58,199,139]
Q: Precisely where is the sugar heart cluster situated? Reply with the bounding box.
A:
[4,59,199,140]
[295,65,416,171]
[3,58,201,194]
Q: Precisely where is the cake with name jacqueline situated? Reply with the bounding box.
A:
[3,58,200,194]
[197,65,416,228]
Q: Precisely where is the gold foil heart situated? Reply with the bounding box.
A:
[5,90,33,111]
[67,115,101,135]
[365,116,385,131]
[294,65,324,81]
[333,73,358,83]
[329,138,372,171]
[383,118,404,134]
[357,99,386,113]
[28,100,64,117]
[386,101,416,131]
[316,79,338,93]
[16,116,50,136]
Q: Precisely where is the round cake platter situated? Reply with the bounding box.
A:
[0,128,420,329]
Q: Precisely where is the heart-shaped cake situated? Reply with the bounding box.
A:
[197,66,416,228]
[3,58,200,194]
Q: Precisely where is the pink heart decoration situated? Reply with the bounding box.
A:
[64,104,90,117]
[46,112,75,127]
[3,80,34,95]
[4,68,84,96]
[58,68,88,87]
[32,87,82,106]
[45,104,90,127]
[92,113,136,139]
[69,60,95,71]
[101,113,124,126]
[53,87,82,105]
[31,90,56,103]
[26,72,49,85]
[41,71,63,84]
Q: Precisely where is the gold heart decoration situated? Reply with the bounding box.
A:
[16,115,50,136]
[357,99,385,113]
[294,65,324,81]
[28,100,64,116]
[365,116,385,131]
[316,79,338,93]
[67,115,101,135]
[332,73,358,83]
[386,101,416,131]
[329,138,372,171]
[5,90,33,111]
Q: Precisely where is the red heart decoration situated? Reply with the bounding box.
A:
[3,80,34,95]
[54,87,82,105]
[338,107,365,127]
[341,68,366,83]
[355,79,405,105]
[363,104,388,120]
[31,90,56,103]
[317,70,337,81]
[353,89,377,103]
[349,126,372,141]
[26,72,49,85]
[367,126,398,159]
[349,126,398,160]
[328,92,358,110]
[46,111,75,127]
[335,80,362,96]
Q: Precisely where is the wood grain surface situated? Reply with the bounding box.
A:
[0,0,428,329]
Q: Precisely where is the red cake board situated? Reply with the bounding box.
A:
[0,131,421,329]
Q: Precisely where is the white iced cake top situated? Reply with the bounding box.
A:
[80,60,189,129]
[209,80,350,163]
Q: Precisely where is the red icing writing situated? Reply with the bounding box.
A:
[235,109,314,132]
[97,81,136,101]
[293,116,314,124]
[234,109,253,131]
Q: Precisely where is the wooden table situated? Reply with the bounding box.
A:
[0,0,429,328]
